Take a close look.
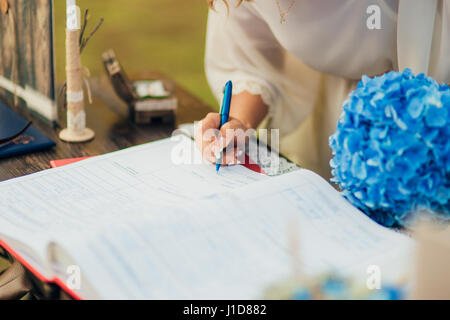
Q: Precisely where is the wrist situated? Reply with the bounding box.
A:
[229,91,269,130]
[240,118,256,131]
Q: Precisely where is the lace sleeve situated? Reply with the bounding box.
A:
[205,4,283,118]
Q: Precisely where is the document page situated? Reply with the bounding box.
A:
[0,135,267,277]
[0,136,414,299]
[57,169,414,299]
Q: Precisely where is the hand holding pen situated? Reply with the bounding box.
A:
[194,80,250,169]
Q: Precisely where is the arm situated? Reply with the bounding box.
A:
[196,3,283,164]
[230,91,268,131]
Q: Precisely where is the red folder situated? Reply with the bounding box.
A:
[0,156,93,300]
[243,154,265,174]
[0,239,83,300]
[50,156,93,168]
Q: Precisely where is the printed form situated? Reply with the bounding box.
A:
[0,136,414,299]
[0,136,266,277]
[67,170,413,299]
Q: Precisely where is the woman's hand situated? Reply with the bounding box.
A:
[194,113,249,165]
[194,91,269,165]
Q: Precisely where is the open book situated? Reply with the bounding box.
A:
[0,135,414,299]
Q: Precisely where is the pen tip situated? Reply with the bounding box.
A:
[216,163,221,173]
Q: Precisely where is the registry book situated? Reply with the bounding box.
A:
[0,135,414,299]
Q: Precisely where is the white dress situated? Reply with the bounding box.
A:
[205,0,450,178]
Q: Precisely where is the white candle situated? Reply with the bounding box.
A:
[66,0,80,30]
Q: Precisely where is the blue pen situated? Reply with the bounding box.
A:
[216,81,232,173]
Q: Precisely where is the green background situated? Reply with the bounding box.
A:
[53,0,218,108]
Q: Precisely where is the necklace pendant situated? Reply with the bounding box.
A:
[276,0,296,25]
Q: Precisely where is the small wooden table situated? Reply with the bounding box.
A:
[0,72,213,181]
[0,72,213,299]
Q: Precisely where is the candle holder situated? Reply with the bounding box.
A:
[59,0,95,143]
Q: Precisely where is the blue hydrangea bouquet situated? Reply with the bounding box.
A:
[329,69,450,228]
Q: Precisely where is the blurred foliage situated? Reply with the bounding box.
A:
[53,0,217,108]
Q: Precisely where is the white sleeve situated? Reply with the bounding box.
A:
[205,3,284,117]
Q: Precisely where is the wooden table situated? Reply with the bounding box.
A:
[0,72,213,181]
[0,72,213,299]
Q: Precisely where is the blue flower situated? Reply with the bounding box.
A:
[425,104,448,127]
[329,69,450,228]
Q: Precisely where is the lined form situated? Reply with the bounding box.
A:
[0,136,413,299]
[0,136,266,235]
[0,136,266,275]
[56,170,413,299]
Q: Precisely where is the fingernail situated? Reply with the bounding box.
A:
[236,150,244,157]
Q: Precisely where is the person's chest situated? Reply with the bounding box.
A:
[249,0,399,79]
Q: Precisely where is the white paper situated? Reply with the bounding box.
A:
[0,137,414,299]
[0,136,266,284]
[60,170,414,299]
[0,136,266,233]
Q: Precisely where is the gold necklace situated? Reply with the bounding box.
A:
[275,0,296,24]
